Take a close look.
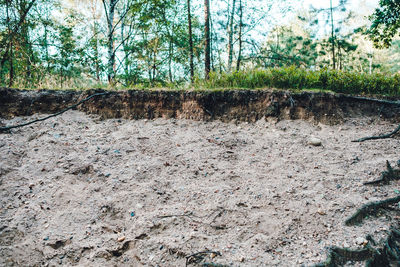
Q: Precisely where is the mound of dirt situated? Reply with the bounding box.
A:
[0,111,399,266]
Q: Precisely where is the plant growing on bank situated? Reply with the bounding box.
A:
[203,67,400,97]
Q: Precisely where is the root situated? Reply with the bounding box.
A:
[352,124,400,142]
[364,161,400,185]
[315,247,374,267]
[0,92,110,133]
[316,228,400,267]
[185,251,222,266]
[345,195,400,226]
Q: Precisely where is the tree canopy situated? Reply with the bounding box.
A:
[0,0,399,89]
[368,0,400,48]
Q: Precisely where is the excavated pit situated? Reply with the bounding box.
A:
[0,88,400,266]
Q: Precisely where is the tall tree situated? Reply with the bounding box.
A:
[330,0,336,69]
[236,0,243,71]
[187,0,194,83]
[310,0,348,69]
[227,0,236,72]
[204,0,210,80]
[0,0,37,86]
[102,0,118,84]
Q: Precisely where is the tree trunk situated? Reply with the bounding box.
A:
[91,1,100,82]
[204,0,211,80]
[227,0,236,72]
[330,0,336,70]
[20,2,32,86]
[121,19,128,85]
[44,23,50,73]
[168,37,173,83]
[9,43,14,87]
[103,0,118,85]
[236,0,243,72]
[5,0,14,87]
[187,0,194,83]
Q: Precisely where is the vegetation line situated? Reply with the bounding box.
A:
[0,92,110,133]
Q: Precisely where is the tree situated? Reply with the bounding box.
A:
[310,0,349,69]
[101,0,131,85]
[0,0,37,86]
[260,25,318,68]
[187,0,194,83]
[227,0,236,72]
[236,0,242,71]
[204,0,210,80]
[368,0,400,48]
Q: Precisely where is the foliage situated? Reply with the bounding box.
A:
[204,67,400,96]
[368,0,400,48]
[0,0,399,92]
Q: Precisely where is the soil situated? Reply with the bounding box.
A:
[0,110,399,266]
[1,88,400,124]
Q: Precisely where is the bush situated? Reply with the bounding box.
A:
[203,67,400,97]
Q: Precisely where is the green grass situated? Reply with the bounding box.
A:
[201,67,400,97]
[4,67,400,97]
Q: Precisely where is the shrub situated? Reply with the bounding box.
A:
[203,67,400,96]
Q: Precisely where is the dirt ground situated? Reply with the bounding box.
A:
[0,110,399,266]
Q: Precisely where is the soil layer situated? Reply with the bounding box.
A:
[1,88,399,124]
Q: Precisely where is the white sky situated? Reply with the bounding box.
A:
[302,0,379,9]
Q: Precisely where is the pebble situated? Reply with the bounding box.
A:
[308,137,322,146]
[117,236,126,242]
[317,209,326,215]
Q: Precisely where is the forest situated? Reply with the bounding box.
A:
[0,0,399,94]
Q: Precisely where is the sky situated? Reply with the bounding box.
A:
[302,0,379,10]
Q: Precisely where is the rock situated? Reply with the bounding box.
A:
[308,137,322,146]
[117,236,126,242]
[317,209,326,215]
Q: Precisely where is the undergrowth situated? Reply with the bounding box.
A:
[3,66,400,97]
[203,67,400,96]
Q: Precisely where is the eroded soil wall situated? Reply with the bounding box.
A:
[1,88,399,124]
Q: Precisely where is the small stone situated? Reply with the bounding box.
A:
[317,209,326,215]
[308,137,322,146]
[210,253,217,259]
[117,236,126,242]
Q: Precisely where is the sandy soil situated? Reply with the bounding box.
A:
[0,111,399,266]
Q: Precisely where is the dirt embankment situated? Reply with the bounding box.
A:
[1,88,399,124]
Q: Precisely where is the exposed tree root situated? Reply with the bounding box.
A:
[0,92,110,133]
[315,228,400,267]
[315,247,374,267]
[352,124,400,142]
[344,195,400,226]
[185,251,222,267]
[364,160,400,185]
[341,95,400,106]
